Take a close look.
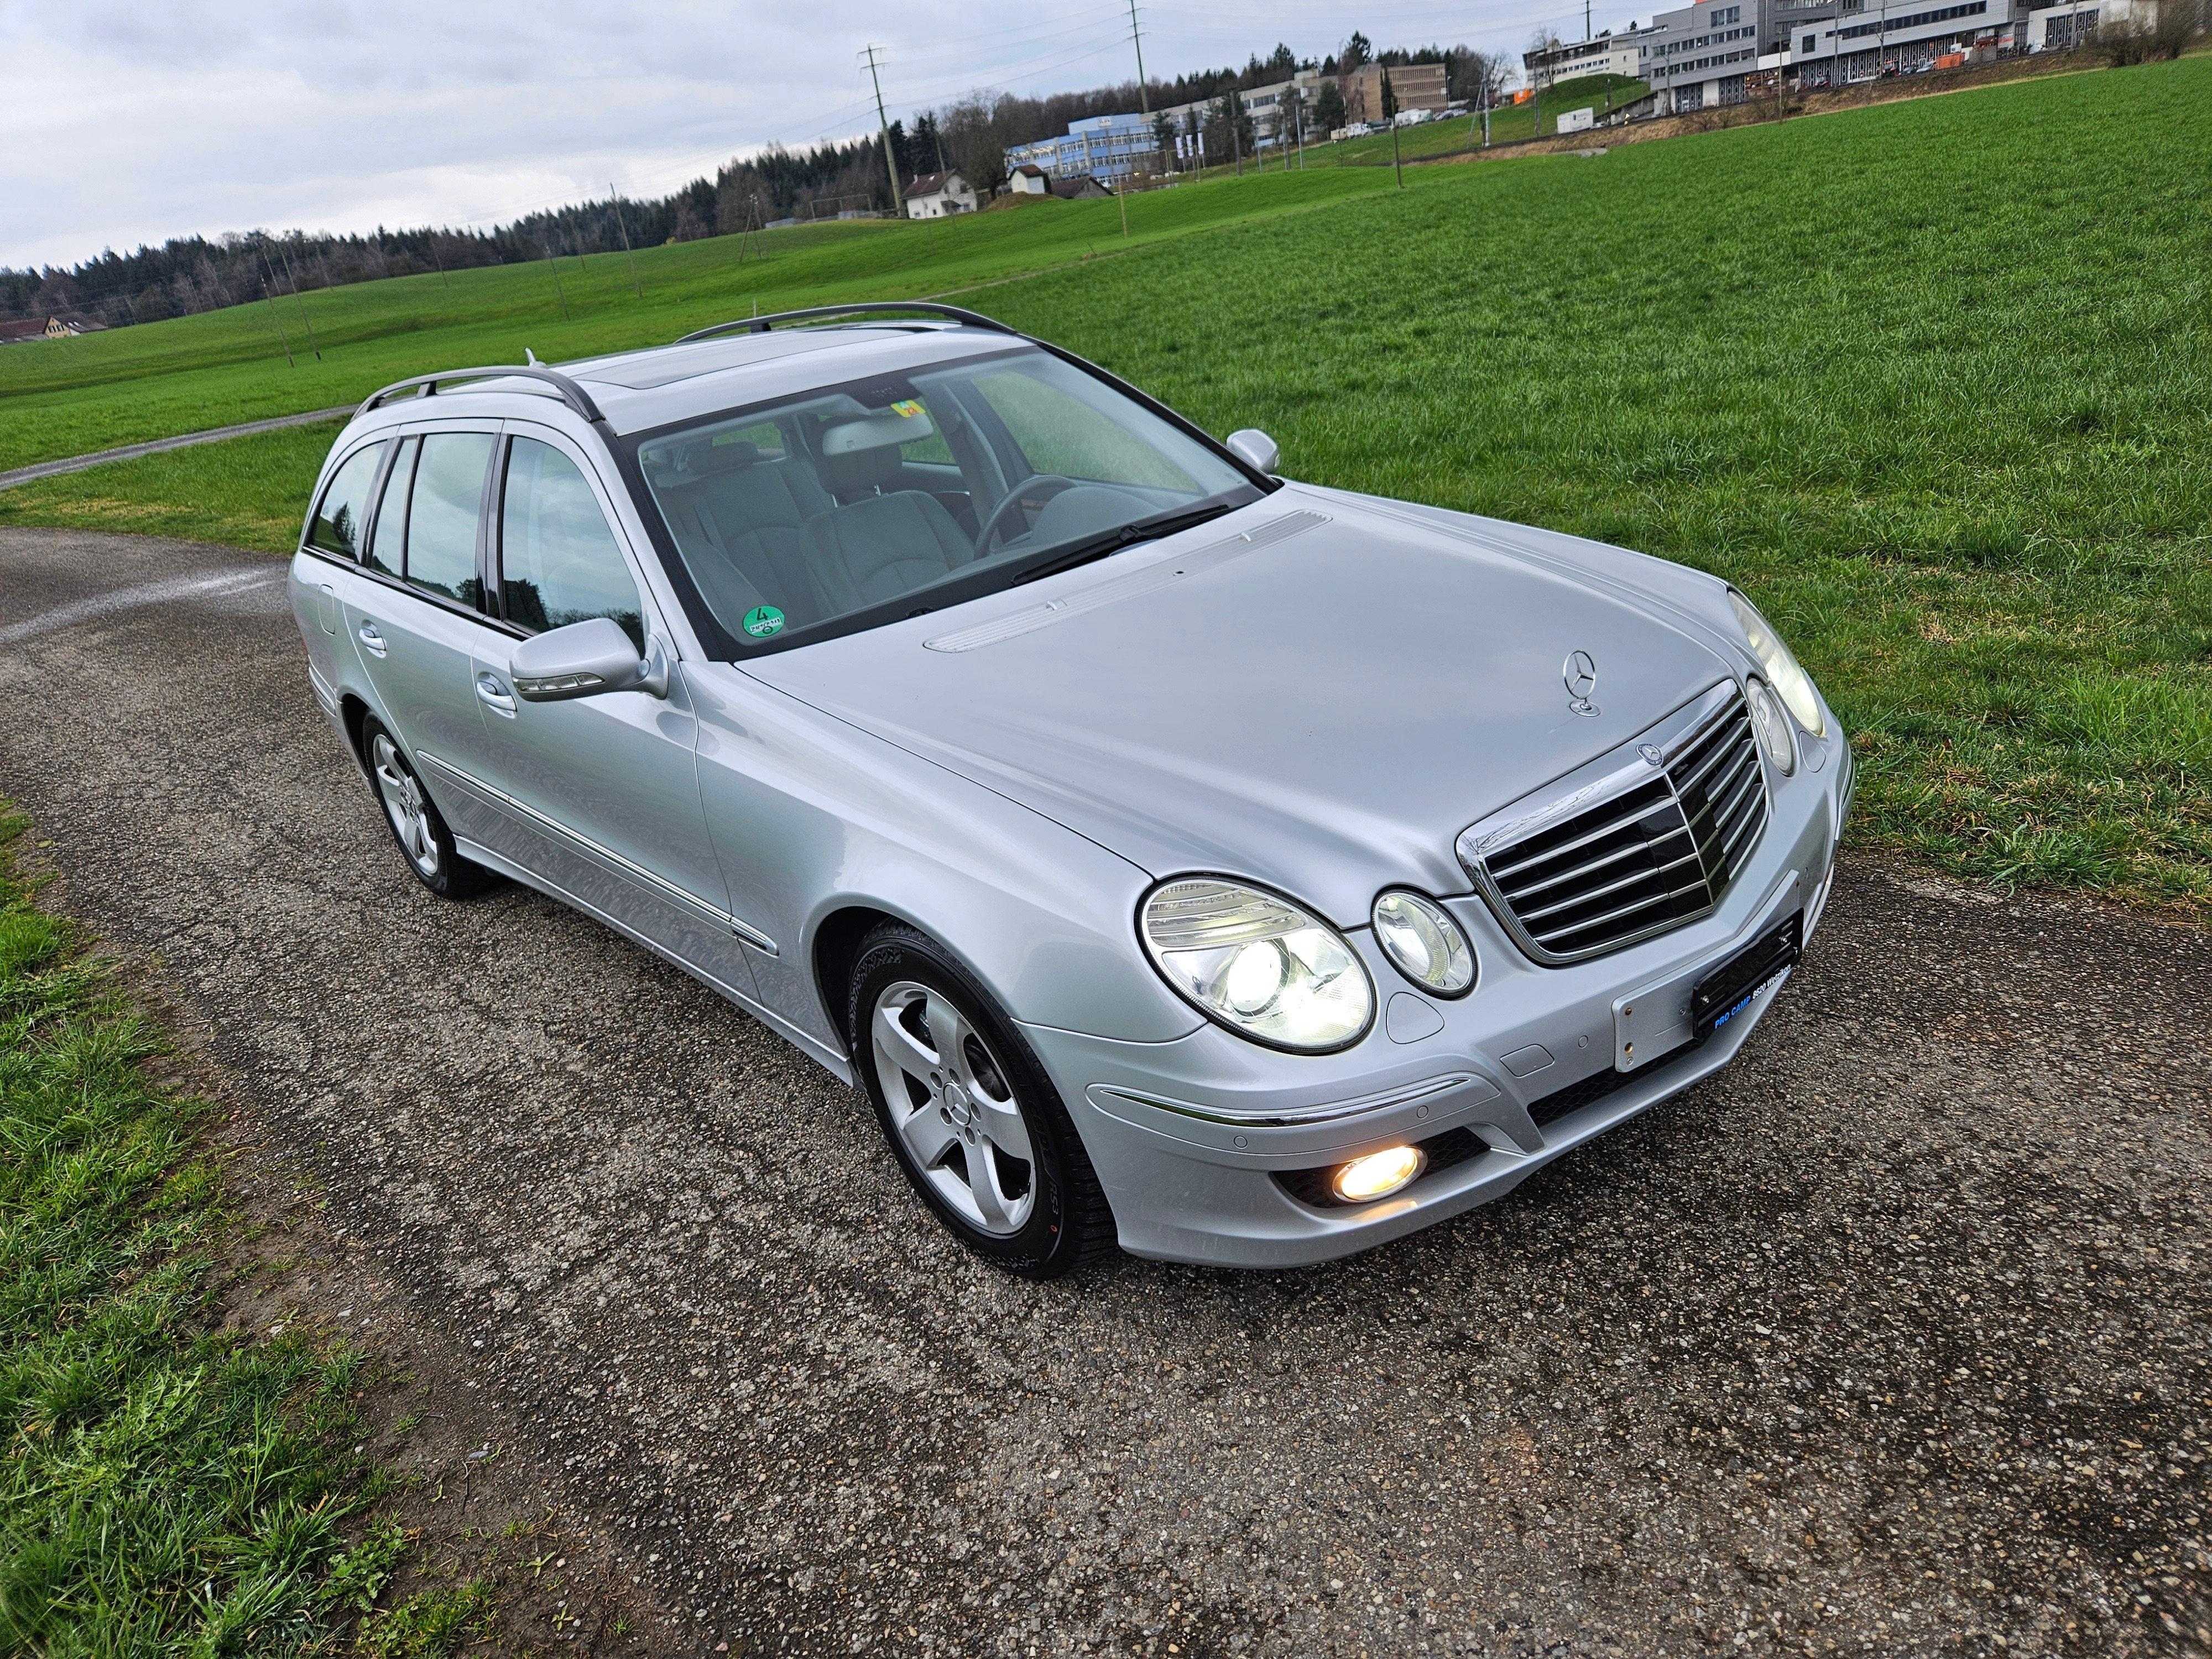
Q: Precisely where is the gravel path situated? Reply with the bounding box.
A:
[0,405,354,491]
[1,525,2205,1657]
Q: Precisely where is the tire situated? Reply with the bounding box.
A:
[849,922,1114,1278]
[359,715,496,900]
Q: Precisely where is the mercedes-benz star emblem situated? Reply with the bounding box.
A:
[1640,743,1666,767]
[1563,650,1600,717]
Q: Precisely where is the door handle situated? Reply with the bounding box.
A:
[475,671,517,718]
[357,621,388,658]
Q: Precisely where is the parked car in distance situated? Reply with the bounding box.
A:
[290,303,1849,1277]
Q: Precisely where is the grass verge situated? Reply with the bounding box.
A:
[0,806,418,1650]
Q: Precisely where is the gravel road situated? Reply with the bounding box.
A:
[2,525,2205,1657]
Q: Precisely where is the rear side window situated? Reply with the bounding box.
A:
[366,437,416,577]
[405,434,495,607]
[500,438,644,651]
[306,441,386,558]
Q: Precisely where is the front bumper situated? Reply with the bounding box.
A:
[1021,721,1849,1269]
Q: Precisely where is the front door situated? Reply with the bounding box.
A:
[463,427,756,995]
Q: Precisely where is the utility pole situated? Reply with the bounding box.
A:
[862,45,902,218]
[1127,0,1150,117]
[273,238,322,359]
[609,185,643,297]
[259,273,294,367]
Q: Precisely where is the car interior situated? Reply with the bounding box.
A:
[634,353,1224,642]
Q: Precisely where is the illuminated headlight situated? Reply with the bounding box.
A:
[1728,590,1827,737]
[1745,679,1797,775]
[1141,879,1374,1052]
[1371,891,1476,997]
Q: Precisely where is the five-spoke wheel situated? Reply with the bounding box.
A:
[849,922,1110,1276]
[358,715,493,899]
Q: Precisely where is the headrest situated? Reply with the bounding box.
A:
[817,441,903,495]
[645,436,758,487]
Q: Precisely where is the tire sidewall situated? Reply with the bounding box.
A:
[849,927,1089,1277]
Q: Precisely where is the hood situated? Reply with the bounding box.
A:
[743,489,1734,926]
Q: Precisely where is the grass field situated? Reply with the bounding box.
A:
[3,55,2208,914]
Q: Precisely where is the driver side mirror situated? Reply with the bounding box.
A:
[510,617,667,702]
[1225,429,1279,475]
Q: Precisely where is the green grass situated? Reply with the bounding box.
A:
[3,56,2207,914]
[0,419,345,551]
[0,808,409,1652]
[0,173,1391,474]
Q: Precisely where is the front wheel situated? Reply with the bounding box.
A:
[849,923,1113,1278]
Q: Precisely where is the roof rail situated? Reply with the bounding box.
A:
[356,364,607,424]
[675,301,1018,345]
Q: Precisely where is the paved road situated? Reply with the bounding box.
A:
[2,525,2206,1657]
[0,405,354,491]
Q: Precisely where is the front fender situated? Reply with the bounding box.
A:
[686,662,1202,1056]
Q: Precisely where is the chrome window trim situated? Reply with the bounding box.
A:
[415,748,777,954]
[1457,680,1772,967]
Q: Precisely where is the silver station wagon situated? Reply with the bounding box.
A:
[290,303,1849,1277]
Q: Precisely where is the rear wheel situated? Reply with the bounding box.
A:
[361,716,494,899]
[849,923,1113,1278]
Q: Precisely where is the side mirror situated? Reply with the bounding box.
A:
[1225,428,1279,475]
[510,617,666,702]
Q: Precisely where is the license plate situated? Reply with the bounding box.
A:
[1690,912,1802,1041]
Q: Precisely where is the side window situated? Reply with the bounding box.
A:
[405,433,495,607]
[307,441,386,558]
[366,437,416,577]
[500,438,645,652]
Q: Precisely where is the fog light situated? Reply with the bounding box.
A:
[1330,1145,1425,1203]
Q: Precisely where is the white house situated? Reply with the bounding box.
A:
[903,171,977,220]
[1005,164,1051,196]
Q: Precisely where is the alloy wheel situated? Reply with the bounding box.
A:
[869,979,1036,1235]
[370,732,441,879]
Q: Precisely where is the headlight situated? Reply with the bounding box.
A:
[1141,879,1374,1052]
[1745,679,1797,775]
[1371,891,1476,997]
[1728,591,1826,737]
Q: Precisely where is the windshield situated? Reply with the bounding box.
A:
[629,345,1259,650]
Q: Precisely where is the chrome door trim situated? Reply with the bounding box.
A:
[416,748,778,954]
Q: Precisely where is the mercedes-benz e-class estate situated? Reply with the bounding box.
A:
[289,303,1849,1277]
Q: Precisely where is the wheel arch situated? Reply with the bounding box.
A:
[812,903,903,1052]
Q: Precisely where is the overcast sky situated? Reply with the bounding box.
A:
[0,0,1614,272]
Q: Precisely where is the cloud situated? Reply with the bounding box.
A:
[1,0,1576,269]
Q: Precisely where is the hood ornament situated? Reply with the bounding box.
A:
[1563,650,1600,717]
[1640,743,1666,766]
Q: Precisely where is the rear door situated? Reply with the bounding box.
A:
[463,425,757,994]
[336,422,507,848]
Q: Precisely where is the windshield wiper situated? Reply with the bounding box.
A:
[1009,500,1242,586]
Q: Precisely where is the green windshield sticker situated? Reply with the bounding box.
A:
[742,604,785,638]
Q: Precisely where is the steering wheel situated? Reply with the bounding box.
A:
[976,476,1079,552]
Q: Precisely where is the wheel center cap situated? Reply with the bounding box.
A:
[942,1083,974,1126]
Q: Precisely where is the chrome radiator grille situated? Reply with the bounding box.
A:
[1470,687,1770,964]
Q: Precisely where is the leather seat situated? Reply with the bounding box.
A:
[802,441,974,617]
[649,437,834,626]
